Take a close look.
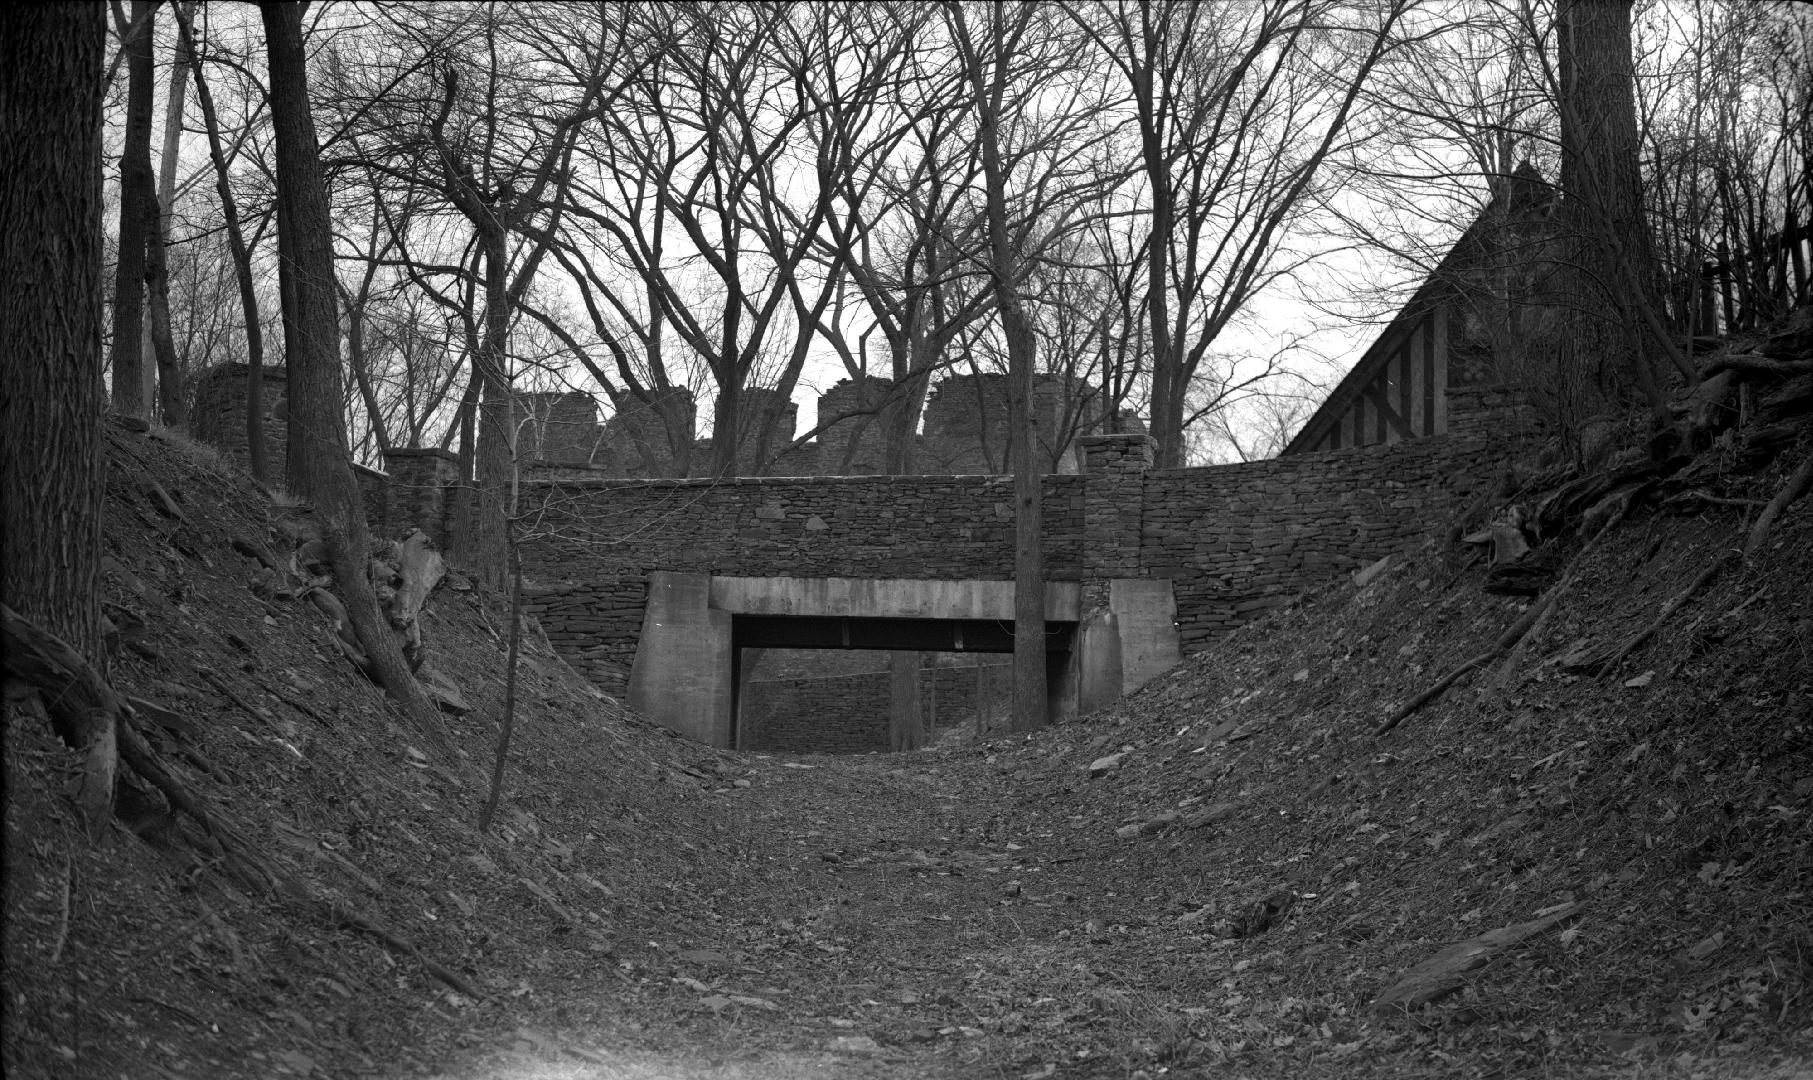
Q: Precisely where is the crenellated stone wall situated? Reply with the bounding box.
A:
[185,365,1517,722]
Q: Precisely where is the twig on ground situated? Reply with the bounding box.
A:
[197,668,280,734]
[1378,522,1618,737]
[1662,490,1769,511]
[259,679,330,725]
[48,857,72,964]
[130,996,206,1028]
[1727,587,1769,620]
[1596,554,1733,678]
[322,899,485,1000]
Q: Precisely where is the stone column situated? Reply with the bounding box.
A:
[1079,433,1155,578]
[381,447,460,548]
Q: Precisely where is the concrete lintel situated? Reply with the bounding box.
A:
[709,576,1081,622]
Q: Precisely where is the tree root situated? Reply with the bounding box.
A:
[3,603,119,833]
[1377,524,1617,737]
[1590,554,1732,678]
[317,898,485,1001]
[3,604,485,1002]
[1582,446,1813,676]
[1744,446,1813,559]
[1700,353,1813,380]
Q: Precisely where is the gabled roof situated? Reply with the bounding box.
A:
[1282,164,1550,456]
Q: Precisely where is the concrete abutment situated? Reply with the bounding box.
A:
[628,572,1180,748]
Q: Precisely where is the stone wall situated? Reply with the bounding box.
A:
[517,432,1499,680]
[740,662,1000,753]
[517,472,1090,682]
[523,577,649,695]
[1139,438,1497,649]
[191,364,287,487]
[184,364,1513,718]
[522,473,1089,581]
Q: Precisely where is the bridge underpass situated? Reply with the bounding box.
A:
[627,573,1181,748]
[730,614,1076,750]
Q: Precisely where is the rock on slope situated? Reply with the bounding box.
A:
[973,444,1812,1072]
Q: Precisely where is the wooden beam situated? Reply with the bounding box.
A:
[1362,383,1415,441]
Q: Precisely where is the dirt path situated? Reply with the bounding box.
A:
[435,750,1214,1080]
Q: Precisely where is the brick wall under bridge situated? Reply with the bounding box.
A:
[510,433,1503,745]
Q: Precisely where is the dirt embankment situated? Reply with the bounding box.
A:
[4,395,1811,1079]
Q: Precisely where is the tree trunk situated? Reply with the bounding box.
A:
[144,193,186,426]
[261,0,446,742]
[1555,0,1673,425]
[958,2,1046,733]
[109,0,156,419]
[179,3,269,483]
[1134,22,1180,468]
[478,515,525,830]
[888,651,925,751]
[443,213,518,594]
[1,2,106,665]
[146,8,193,428]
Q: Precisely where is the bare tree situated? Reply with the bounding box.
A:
[260,0,444,739]
[1071,0,1414,467]
[177,1,274,481]
[326,3,632,586]
[143,0,193,428]
[947,0,1055,734]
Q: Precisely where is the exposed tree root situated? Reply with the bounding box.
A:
[1586,446,1809,678]
[2,604,484,1002]
[1377,524,1617,737]
[1744,446,1813,559]
[1700,353,1813,380]
[1590,554,1732,678]
[3,603,119,833]
[317,898,485,1001]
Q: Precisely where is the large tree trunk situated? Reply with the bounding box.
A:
[1555,0,1676,427]
[261,0,446,742]
[1,2,106,665]
[109,0,156,419]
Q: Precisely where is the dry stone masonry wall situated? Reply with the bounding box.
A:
[740,663,996,753]
[516,432,1500,681]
